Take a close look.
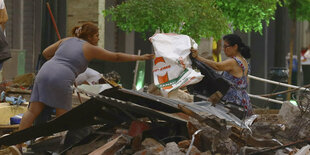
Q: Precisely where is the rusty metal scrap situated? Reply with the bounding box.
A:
[0,98,112,146]
[89,134,131,155]
[0,89,188,146]
[178,104,227,132]
[230,126,282,147]
[179,103,282,149]
[0,86,296,154]
[102,88,248,129]
[250,138,310,155]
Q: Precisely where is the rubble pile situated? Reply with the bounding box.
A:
[0,85,309,154]
[0,73,34,101]
[0,73,34,136]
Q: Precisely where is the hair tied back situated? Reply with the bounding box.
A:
[75,26,82,36]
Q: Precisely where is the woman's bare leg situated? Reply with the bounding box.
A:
[18,102,45,131]
[55,108,68,117]
[15,103,68,151]
[16,102,45,150]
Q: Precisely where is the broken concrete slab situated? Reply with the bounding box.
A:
[142,138,164,149]
[133,138,165,155]
[295,144,310,155]
[162,142,185,155]
[278,101,310,140]
[187,118,237,154]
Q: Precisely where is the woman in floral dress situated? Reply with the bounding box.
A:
[191,34,252,116]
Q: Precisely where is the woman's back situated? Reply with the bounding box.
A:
[222,57,249,89]
[31,37,89,110]
[51,37,88,76]
[222,57,252,115]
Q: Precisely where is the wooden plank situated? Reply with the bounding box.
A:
[0,98,117,146]
[89,135,130,155]
[0,93,187,146]
[0,124,19,129]
[254,109,279,114]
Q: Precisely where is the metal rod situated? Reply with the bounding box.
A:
[248,75,310,91]
[46,2,61,40]
[186,129,203,155]
[20,0,24,49]
[248,94,284,104]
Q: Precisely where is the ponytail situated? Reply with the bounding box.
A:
[71,26,81,37]
[239,43,251,59]
[223,34,251,59]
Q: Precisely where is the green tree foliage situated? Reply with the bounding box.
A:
[285,0,310,21]
[103,0,279,41]
[103,0,229,41]
[216,0,279,33]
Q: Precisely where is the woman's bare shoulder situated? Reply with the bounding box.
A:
[61,37,74,42]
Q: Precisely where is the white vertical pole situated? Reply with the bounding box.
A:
[132,50,141,90]
[247,33,251,93]
[264,22,268,95]
[98,0,105,48]
[20,0,24,50]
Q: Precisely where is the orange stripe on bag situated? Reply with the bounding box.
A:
[154,57,165,65]
[157,73,172,89]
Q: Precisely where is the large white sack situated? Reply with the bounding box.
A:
[150,33,203,96]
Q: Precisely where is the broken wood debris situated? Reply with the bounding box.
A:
[0,87,309,154]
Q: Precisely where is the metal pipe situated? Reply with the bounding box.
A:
[20,0,24,49]
[46,2,61,40]
[248,75,310,91]
[248,94,284,104]
[186,129,203,155]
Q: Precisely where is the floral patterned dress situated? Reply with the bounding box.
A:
[221,57,253,116]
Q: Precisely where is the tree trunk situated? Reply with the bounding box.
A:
[287,0,297,101]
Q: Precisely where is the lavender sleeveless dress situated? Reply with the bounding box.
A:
[221,57,253,116]
[30,38,88,110]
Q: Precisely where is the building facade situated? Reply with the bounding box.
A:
[4,1,310,107]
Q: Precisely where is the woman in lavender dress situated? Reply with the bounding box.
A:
[12,22,153,153]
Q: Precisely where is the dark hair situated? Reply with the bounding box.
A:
[223,34,251,59]
[71,22,98,42]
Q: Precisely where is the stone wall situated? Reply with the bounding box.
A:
[66,0,99,37]
[67,0,105,47]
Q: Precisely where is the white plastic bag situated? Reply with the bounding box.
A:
[150,33,203,96]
